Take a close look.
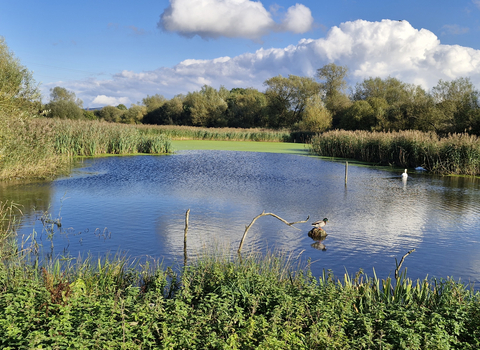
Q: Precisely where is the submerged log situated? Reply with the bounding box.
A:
[308,227,328,240]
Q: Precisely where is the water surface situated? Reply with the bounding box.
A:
[3,151,480,285]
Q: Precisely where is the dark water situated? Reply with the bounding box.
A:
[3,151,480,285]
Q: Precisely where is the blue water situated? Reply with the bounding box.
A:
[6,151,480,285]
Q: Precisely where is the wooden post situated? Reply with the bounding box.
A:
[184,209,190,267]
[345,161,348,185]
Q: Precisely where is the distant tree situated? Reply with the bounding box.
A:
[226,88,267,128]
[83,110,97,120]
[161,95,187,125]
[316,63,351,126]
[116,104,128,111]
[97,105,124,123]
[295,95,332,132]
[121,104,146,124]
[142,94,167,113]
[351,76,433,131]
[45,87,84,119]
[431,77,480,133]
[264,75,320,128]
[340,100,375,130]
[183,85,228,127]
[142,94,169,125]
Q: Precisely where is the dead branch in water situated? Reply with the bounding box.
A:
[238,211,309,253]
[395,249,415,279]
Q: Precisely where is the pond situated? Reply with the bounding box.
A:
[2,149,480,285]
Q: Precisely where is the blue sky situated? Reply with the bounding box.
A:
[1,0,480,107]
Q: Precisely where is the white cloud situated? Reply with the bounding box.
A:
[91,95,131,106]
[158,0,314,39]
[473,0,480,9]
[281,4,314,34]
[52,20,480,107]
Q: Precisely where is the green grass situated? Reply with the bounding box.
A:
[171,140,309,155]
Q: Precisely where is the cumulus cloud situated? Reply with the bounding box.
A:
[91,95,131,106]
[158,0,314,39]
[281,4,314,34]
[51,19,480,107]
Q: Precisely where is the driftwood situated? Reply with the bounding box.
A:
[395,249,415,279]
[238,211,309,253]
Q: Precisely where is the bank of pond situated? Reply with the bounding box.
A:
[0,248,479,349]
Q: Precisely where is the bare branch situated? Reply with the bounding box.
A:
[395,249,415,279]
[238,211,309,253]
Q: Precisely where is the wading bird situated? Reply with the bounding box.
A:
[402,169,408,179]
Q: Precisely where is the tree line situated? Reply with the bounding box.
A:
[1,34,479,136]
[48,63,479,135]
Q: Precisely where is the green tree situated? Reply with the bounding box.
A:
[351,76,433,131]
[316,63,351,126]
[431,77,480,133]
[295,95,332,132]
[142,94,167,113]
[121,104,146,124]
[45,87,84,119]
[264,75,320,128]
[163,95,187,125]
[340,100,374,130]
[0,37,41,164]
[83,110,97,120]
[226,88,267,128]
[97,105,125,123]
[184,85,228,127]
[116,104,128,111]
[0,37,40,114]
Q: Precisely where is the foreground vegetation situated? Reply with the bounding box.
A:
[310,130,480,176]
[1,203,480,349]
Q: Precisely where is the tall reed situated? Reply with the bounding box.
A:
[0,118,172,180]
[310,130,480,175]
[138,124,292,142]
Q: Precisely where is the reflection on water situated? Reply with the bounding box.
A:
[2,151,480,285]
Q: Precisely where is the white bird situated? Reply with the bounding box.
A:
[402,169,408,179]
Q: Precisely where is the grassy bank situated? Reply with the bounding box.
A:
[1,203,480,349]
[0,118,172,180]
[310,130,480,176]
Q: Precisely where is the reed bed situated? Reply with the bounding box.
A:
[138,124,292,142]
[310,130,480,176]
[0,118,172,180]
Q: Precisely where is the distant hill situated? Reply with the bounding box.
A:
[84,107,103,111]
